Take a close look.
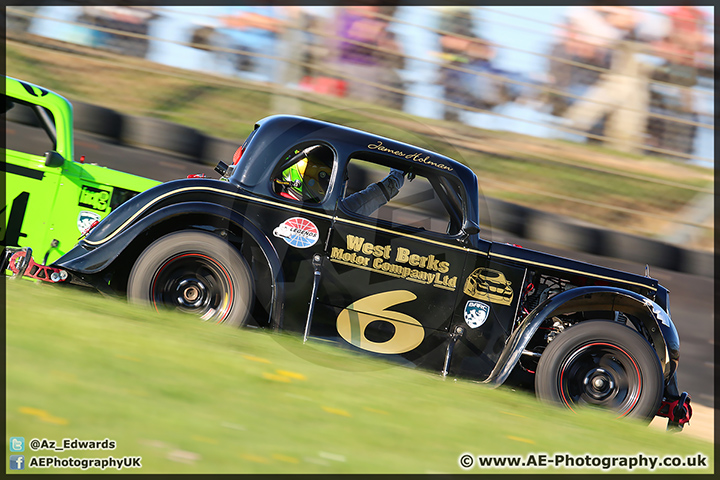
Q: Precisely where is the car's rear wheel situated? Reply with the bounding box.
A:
[128,231,254,326]
[535,320,663,421]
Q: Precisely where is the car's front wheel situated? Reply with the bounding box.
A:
[535,320,663,421]
[128,230,254,326]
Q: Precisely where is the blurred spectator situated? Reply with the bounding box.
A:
[546,6,637,140]
[298,12,329,81]
[558,6,655,153]
[373,6,407,110]
[188,19,230,74]
[645,6,708,157]
[6,6,38,36]
[545,14,612,124]
[189,21,216,52]
[215,6,284,82]
[434,8,519,122]
[78,6,159,59]
[298,13,347,97]
[333,6,406,108]
[274,7,315,88]
[189,7,320,90]
[270,7,311,115]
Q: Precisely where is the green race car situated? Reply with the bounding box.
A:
[3,76,159,276]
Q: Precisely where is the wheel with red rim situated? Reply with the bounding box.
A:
[535,320,663,421]
[128,231,254,326]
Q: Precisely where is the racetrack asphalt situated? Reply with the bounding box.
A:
[11,123,715,416]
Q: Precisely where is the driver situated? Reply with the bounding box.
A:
[274,145,333,202]
[273,145,407,216]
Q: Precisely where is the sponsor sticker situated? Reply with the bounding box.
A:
[463,267,513,305]
[273,217,319,248]
[464,300,490,328]
[78,185,111,211]
[77,211,101,234]
[329,234,458,291]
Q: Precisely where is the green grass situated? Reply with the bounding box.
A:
[5,280,714,474]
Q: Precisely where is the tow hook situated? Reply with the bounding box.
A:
[442,325,465,378]
[656,391,692,432]
[3,247,68,283]
[303,253,323,343]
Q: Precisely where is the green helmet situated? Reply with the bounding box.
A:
[278,146,332,202]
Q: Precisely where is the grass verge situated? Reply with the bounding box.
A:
[5,279,714,474]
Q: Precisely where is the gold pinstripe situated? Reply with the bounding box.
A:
[84,186,656,292]
[84,186,333,245]
[84,185,475,254]
[489,253,657,292]
[333,217,478,255]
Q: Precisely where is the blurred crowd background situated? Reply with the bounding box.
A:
[6,4,714,168]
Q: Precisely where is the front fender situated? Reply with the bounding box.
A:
[54,201,286,330]
[483,286,678,386]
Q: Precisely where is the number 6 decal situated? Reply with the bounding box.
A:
[336,290,424,354]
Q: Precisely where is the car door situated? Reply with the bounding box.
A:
[447,248,527,380]
[313,154,471,369]
[242,141,338,331]
[3,98,62,260]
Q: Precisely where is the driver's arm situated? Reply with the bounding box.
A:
[341,168,405,217]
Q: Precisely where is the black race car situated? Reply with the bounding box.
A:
[51,115,692,429]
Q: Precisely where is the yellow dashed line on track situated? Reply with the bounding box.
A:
[262,372,292,383]
[322,406,352,417]
[499,410,527,418]
[506,435,535,444]
[19,406,68,425]
[240,453,270,464]
[272,454,300,464]
[19,407,47,416]
[242,354,271,364]
[276,370,307,380]
[40,416,69,426]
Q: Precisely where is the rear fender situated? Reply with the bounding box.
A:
[483,286,677,386]
[54,202,285,329]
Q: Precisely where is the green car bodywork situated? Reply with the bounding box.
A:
[3,76,160,265]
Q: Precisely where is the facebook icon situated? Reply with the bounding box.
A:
[10,455,24,470]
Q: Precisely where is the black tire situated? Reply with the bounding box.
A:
[128,231,254,326]
[602,231,681,272]
[72,101,123,140]
[120,115,206,161]
[535,320,663,421]
[201,137,239,167]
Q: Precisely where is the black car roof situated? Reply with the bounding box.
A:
[232,115,475,185]
[229,114,480,223]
